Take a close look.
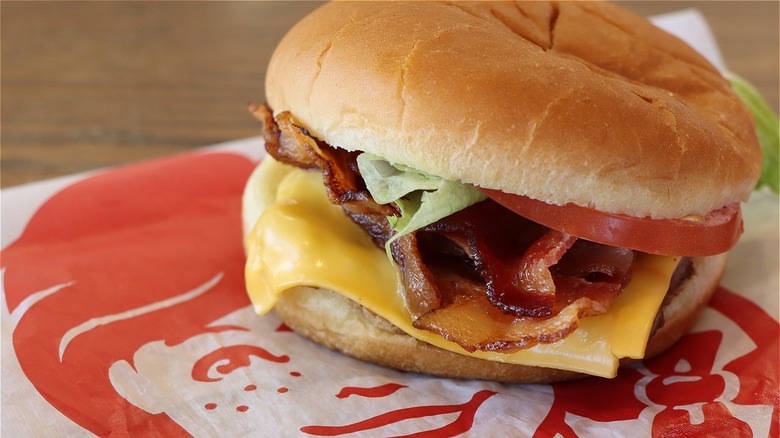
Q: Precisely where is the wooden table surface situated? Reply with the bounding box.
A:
[3,1,778,188]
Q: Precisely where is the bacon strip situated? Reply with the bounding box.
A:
[489,230,577,317]
[251,104,396,246]
[414,294,600,352]
[407,202,631,352]
[253,105,634,353]
[418,201,580,317]
[391,233,442,317]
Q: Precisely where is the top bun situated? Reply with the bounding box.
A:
[265,1,761,219]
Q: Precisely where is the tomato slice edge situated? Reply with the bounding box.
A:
[480,188,743,257]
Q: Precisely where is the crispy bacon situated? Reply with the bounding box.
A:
[402,201,631,352]
[490,230,577,316]
[391,233,443,317]
[251,104,396,246]
[253,104,635,353]
[414,294,600,352]
[415,200,568,317]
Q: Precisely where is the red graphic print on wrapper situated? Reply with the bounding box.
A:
[710,288,780,430]
[301,389,496,437]
[647,287,779,437]
[2,152,256,437]
[335,383,408,399]
[192,344,290,382]
[645,331,752,436]
[533,368,647,437]
[534,287,779,438]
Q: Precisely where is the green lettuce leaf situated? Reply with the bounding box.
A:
[356,153,487,256]
[728,73,780,193]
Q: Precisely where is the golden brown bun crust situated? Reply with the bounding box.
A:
[265,1,761,219]
[272,255,726,383]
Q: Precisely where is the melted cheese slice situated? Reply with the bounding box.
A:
[245,159,679,378]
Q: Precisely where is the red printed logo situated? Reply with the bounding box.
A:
[300,389,496,437]
[2,152,257,436]
[535,287,779,437]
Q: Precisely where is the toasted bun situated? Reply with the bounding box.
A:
[242,158,726,382]
[265,1,761,219]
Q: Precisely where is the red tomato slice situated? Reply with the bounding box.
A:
[480,189,743,256]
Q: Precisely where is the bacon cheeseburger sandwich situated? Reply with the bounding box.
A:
[242,1,762,382]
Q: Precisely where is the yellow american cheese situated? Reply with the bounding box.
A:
[245,159,679,378]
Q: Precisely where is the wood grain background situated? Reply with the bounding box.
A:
[3,1,777,187]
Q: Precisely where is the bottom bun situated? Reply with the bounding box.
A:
[272,255,726,383]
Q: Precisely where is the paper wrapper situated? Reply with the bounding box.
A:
[2,10,778,438]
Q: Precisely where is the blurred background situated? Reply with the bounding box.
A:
[2,1,778,187]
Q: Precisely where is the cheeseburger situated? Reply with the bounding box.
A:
[242,1,762,382]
